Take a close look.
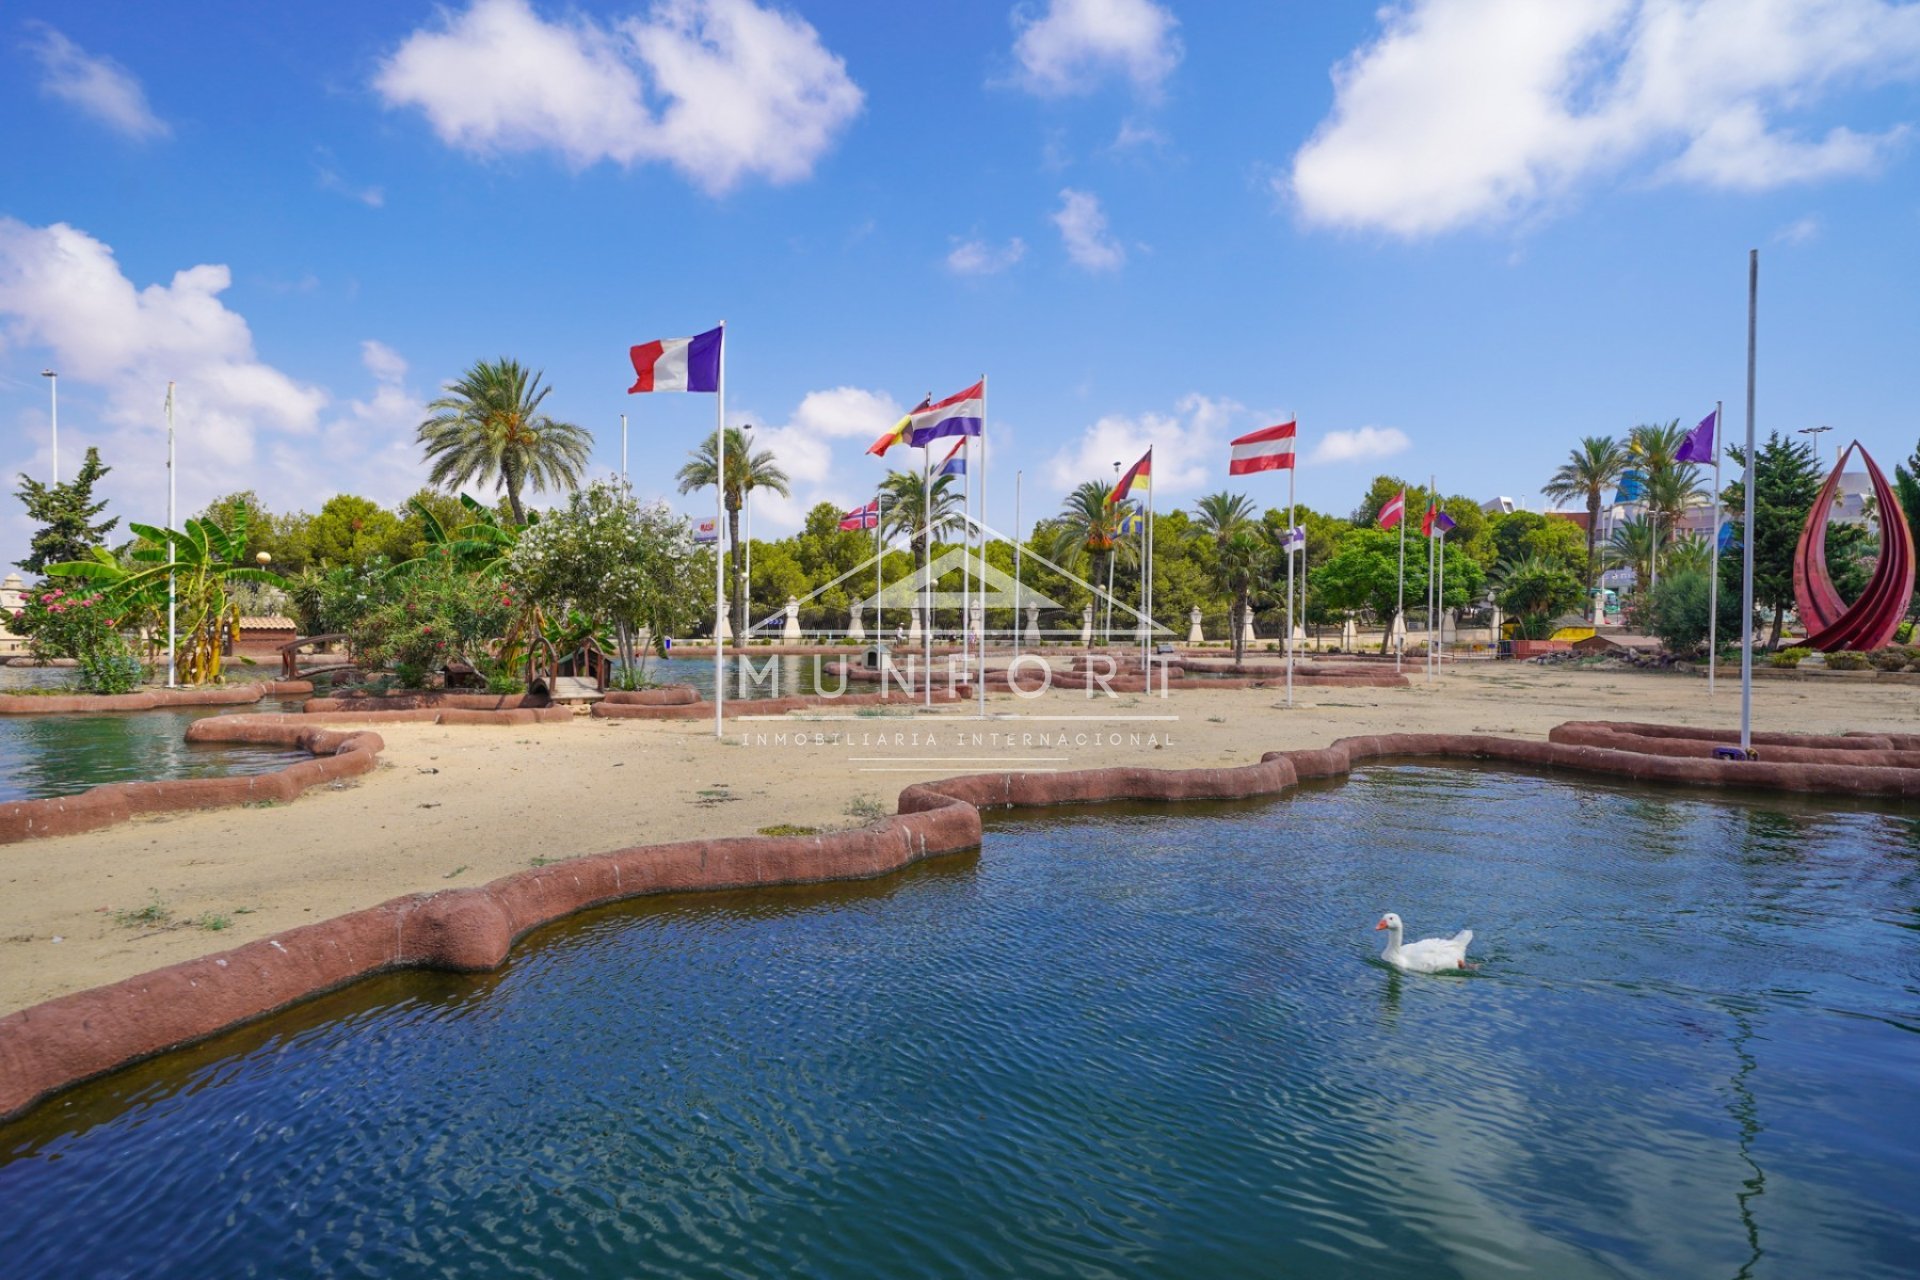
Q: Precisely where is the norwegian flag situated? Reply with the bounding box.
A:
[838,499,881,531]
[1378,490,1406,530]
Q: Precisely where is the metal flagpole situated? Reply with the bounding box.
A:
[1708,400,1723,699]
[1427,475,1436,683]
[1144,449,1155,675]
[959,438,970,681]
[713,322,726,739]
[1285,456,1296,707]
[1741,253,1758,751]
[1395,502,1405,670]
[621,413,628,482]
[1437,523,1447,673]
[922,429,932,709]
[165,382,177,688]
[976,376,988,719]
[1013,470,1023,657]
[874,495,883,638]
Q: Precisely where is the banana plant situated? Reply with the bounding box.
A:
[394,493,529,579]
[52,510,284,685]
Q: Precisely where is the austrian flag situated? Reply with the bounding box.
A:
[1228,421,1297,475]
[628,325,722,394]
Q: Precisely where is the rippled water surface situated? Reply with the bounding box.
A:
[2,766,1917,1278]
[640,654,851,699]
[0,671,307,802]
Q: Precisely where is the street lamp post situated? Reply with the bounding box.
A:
[40,370,57,484]
[1798,424,1833,470]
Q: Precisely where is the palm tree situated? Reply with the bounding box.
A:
[417,359,592,526]
[1049,482,1137,635]
[1542,436,1629,590]
[877,469,963,632]
[676,426,791,635]
[1603,517,1659,590]
[1629,421,1705,592]
[1192,492,1262,663]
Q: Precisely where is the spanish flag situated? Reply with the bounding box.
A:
[866,396,930,457]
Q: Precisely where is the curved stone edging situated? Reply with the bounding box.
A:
[600,685,700,706]
[303,692,541,713]
[4,720,1917,1122]
[0,682,309,716]
[593,688,961,719]
[0,724,382,845]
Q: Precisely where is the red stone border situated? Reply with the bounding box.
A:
[593,688,960,719]
[0,681,310,716]
[0,722,383,846]
[4,720,1917,1122]
[303,692,540,713]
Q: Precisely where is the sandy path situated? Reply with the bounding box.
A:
[1,664,1910,1015]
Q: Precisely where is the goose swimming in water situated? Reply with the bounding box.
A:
[1374,912,1473,973]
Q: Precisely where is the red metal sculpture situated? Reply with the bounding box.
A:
[1791,442,1915,652]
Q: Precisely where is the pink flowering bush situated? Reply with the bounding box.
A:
[11,583,144,693]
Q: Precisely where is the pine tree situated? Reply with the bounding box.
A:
[14,447,119,573]
[1721,432,1866,648]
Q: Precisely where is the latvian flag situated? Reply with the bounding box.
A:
[629,325,722,393]
[1228,421,1296,475]
[1378,490,1406,529]
[1108,447,1150,505]
[838,499,881,531]
[907,380,985,448]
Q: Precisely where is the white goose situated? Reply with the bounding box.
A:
[1374,912,1473,973]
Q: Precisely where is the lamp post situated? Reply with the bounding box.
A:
[1798,424,1832,469]
[40,370,57,484]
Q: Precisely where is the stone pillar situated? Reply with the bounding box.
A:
[908,607,923,642]
[969,598,985,646]
[1240,609,1257,649]
[1591,590,1606,627]
[715,609,733,642]
[847,606,866,643]
[1340,617,1357,650]
[1187,606,1204,645]
[782,596,803,643]
[1080,603,1094,646]
[1025,603,1042,646]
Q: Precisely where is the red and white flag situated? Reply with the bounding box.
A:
[1228,421,1297,475]
[838,499,880,531]
[1378,490,1406,529]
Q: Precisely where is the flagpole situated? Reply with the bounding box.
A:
[874,495,883,639]
[1014,468,1023,657]
[977,375,988,720]
[1740,254,1757,751]
[1427,475,1436,683]
[1437,524,1447,673]
[714,324,727,738]
[1144,448,1155,675]
[165,382,177,689]
[1395,501,1405,670]
[922,429,932,709]
[620,412,628,482]
[1285,455,1296,707]
[1708,401,1723,699]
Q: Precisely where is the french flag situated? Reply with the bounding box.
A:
[1228,421,1296,475]
[629,325,722,393]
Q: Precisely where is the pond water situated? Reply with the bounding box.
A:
[636,654,846,700]
[0,668,308,803]
[1,766,1916,1278]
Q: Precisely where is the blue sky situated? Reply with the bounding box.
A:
[3,0,1919,566]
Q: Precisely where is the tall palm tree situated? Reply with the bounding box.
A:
[1049,481,1137,627]
[877,469,963,631]
[417,359,591,527]
[1629,420,1705,592]
[1603,518,1659,590]
[1192,492,1262,663]
[676,426,791,634]
[1542,436,1629,590]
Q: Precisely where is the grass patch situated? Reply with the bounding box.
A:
[194,912,232,932]
[529,855,554,867]
[113,893,173,929]
[243,799,281,809]
[844,796,887,821]
[757,823,820,837]
[444,864,469,879]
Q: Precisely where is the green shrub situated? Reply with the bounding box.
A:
[1769,646,1812,668]
[12,583,145,692]
[77,646,144,694]
[1867,647,1908,671]
[1825,650,1871,671]
[348,564,513,685]
[1898,620,1915,644]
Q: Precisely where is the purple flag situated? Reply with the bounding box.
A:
[1675,409,1716,463]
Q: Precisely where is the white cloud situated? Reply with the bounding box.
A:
[1011,0,1182,97]
[316,162,385,208]
[713,387,907,536]
[1053,188,1125,271]
[946,235,1027,276]
[374,0,863,195]
[1046,393,1247,497]
[1308,425,1411,465]
[1289,0,1920,237]
[0,221,435,557]
[1773,214,1822,244]
[25,22,169,140]
[1111,117,1169,151]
